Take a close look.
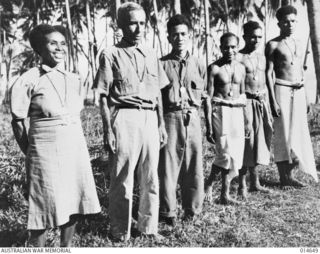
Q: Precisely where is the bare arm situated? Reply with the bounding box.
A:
[207,65,215,99]
[203,94,214,144]
[240,67,251,137]
[240,65,246,94]
[206,64,216,143]
[156,92,167,148]
[265,42,280,117]
[100,96,116,153]
[11,119,29,155]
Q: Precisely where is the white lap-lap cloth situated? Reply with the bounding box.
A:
[212,94,246,178]
[274,78,318,181]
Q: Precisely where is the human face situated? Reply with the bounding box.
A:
[41,32,67,67]
[168,24,190,53]
[122,9,146,45]
[220,36,238,62]
[244,28,263,51]
[278,13,297,36]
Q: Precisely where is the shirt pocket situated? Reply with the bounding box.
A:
[189,76,205,104]
[162,80,178,105]
[144,65,160,97]
[112,69,139,96]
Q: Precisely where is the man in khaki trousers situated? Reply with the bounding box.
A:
[93,2,169,241]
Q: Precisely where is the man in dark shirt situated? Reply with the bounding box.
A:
[159,14,213,225]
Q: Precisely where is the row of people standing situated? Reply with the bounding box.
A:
[93,2,318,242]
[9,2,318,247]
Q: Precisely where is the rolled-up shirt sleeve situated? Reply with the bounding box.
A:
[198,60,209,100]
[10,77,33,120]
[157,58,170,89]
[93,50,113,98]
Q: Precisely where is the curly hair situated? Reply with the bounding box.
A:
[276,5,297,21]
[243,21,262,36]
[29,24,67,55]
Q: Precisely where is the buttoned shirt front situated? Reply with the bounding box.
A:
[10,64,82,120]
[93,39,169,108]
[160,52,208,112]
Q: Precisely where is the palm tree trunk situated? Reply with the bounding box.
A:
[204,0,210,69]
[173,0,181,15]
[223,0,229,32]
[86,1,96,77]
[265,0,268,46]
[114,0,121,44]
[152,0,163,56]
[65,0,78,73]
[306,0,320,102]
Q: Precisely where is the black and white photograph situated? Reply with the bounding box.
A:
[0,0,319,250]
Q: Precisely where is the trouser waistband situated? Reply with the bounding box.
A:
[30,115,80,127]
[275,78,304,89]
[116,105,157,110]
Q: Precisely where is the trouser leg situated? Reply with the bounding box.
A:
[181,111,203,216]
[109,109,143,241]
[137,111,160,235]
[159,149,181,218]
[159,112,184,218]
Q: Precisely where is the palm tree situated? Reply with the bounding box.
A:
[306,0,320,102]
[173,0,181,15]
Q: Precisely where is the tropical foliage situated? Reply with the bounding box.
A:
[0,0,319,103]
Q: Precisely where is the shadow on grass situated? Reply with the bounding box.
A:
[260,179,281,188]
[310,130,320,137]
[0,230,28,247]
[0,195,9,210]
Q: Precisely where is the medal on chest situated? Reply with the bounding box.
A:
[224,64,235,97]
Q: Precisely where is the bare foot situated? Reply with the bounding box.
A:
[204,185,213,202]
[280,184,295,191]
[220,195,240,205]
[249,185,272,193]
[286,178,307,188]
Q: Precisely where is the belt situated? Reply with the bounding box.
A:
[275,78,304,89]
[117,105,157,111]
[245,92,266,101]
[164,106,198,113]
[211,98,246,108]
[30,115,80,127]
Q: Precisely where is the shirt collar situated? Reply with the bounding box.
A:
[41,63,66,74]
[169,51,190,64]
[118,38,146,57]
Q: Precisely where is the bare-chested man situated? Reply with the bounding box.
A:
[265,5,318,188]
[205,33,247,204]
[237,21,273,198]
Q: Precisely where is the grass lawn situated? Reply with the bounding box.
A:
[0,104,319,247]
